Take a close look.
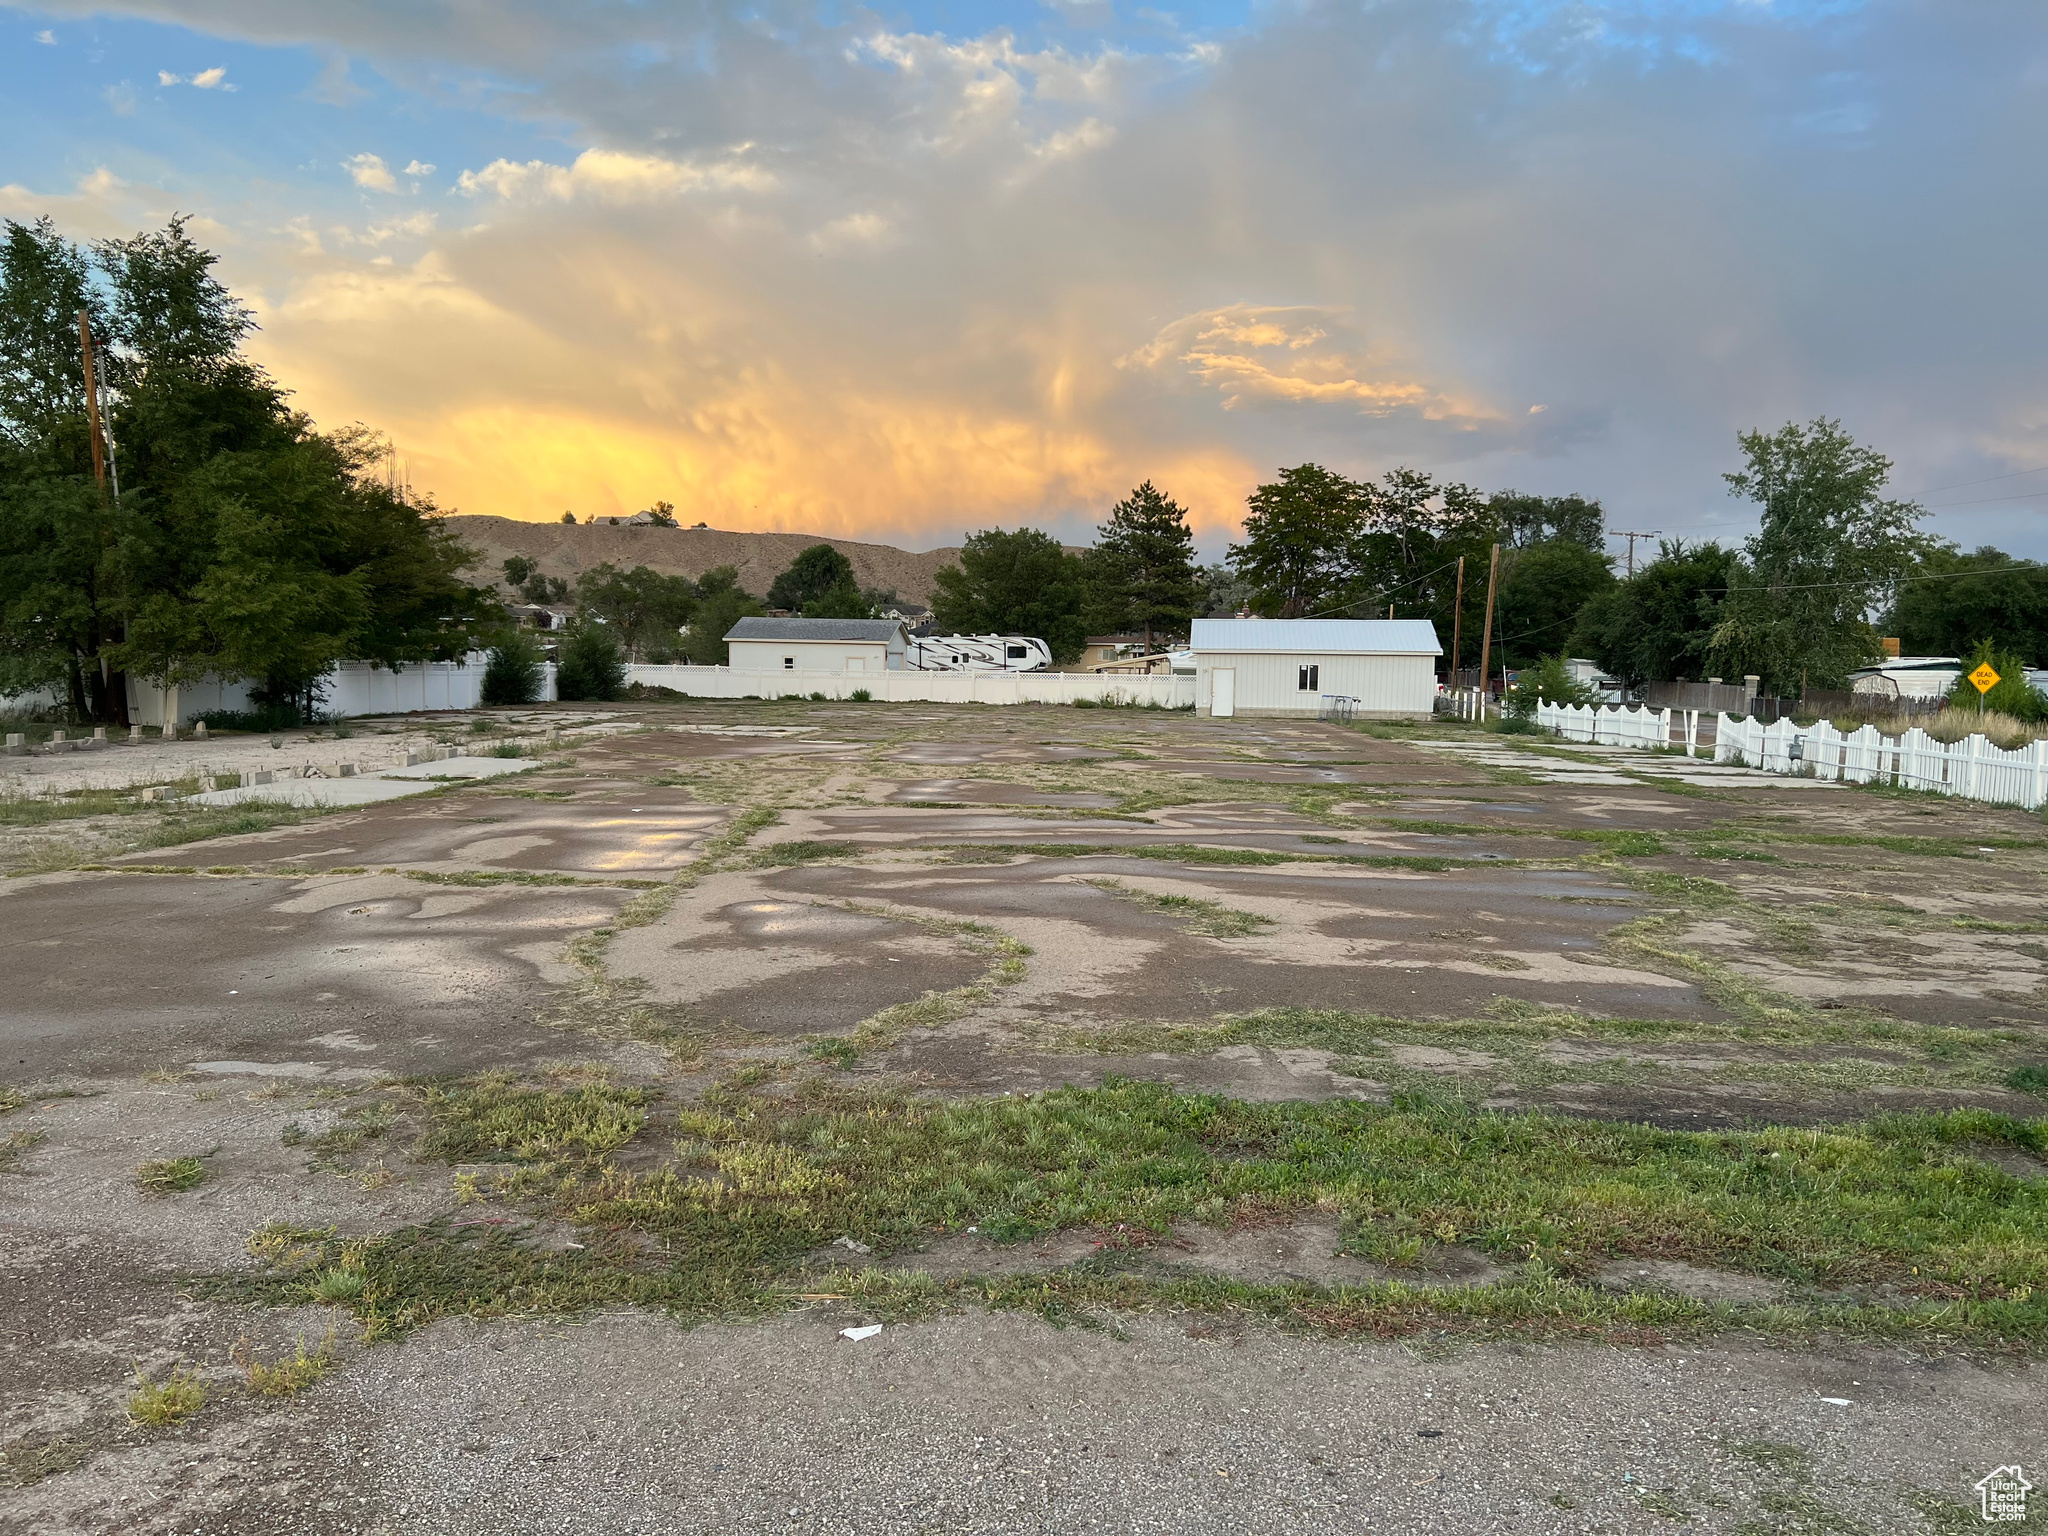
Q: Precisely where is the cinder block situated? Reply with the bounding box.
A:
[194,722,209,739]
[129,724,143,742]
[93,726,107,742]
[4,733,22,754]
[161,722,176,739]
[242,769,274,787]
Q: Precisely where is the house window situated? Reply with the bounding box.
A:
[783,656,795,670]
[1298,664,1319,691]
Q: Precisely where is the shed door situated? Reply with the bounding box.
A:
[1211,668,1235,718]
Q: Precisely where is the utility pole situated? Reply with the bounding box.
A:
[78,311,107,491]
[1450,554,1465,682]
[77,311,130,727]
[1476,542,1501,697]
[1613,529,1660,579]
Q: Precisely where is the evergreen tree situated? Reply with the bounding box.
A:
[1086,482,1201,652]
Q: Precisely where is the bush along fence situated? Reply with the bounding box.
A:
[1533,699,2048,812]
[623,664,1194,709]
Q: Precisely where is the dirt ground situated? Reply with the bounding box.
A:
[3,698,2044,1533]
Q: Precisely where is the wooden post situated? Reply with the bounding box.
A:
[1476,543,1501,699]
[1450,555,1465,683]
[78,310,107,490]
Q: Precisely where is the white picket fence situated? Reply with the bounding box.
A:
[1538,700,1675,750]
[623,664,1194,709]
[1714,715,2048,810]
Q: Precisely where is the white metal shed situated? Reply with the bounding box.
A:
[725,617,908,676]
[1188,618,1442,719]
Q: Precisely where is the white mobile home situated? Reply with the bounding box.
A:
[1189,618,1441,719]
[725,617,908,676]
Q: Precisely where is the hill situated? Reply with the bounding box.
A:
[444,515,960,608]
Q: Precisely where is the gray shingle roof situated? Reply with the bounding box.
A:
[725,617,905,643]
[1188,618,1442,656]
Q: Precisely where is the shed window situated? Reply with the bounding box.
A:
[783,656,795,670]
[1297,664,1319,691]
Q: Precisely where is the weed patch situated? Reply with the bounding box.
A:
[128,1365,205,1427]
[135,1155,208,1194]
[1087,879,1275,938]
[235,1330,339,1396]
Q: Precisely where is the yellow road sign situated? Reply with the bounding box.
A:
[1969,662,2001,694]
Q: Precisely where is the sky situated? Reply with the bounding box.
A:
[3,0,2045,561]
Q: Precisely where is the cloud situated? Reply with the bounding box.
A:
[403,159,435,177]
[454,147,773,203]
[1121,306,1493,423]
[344,152,397,192]
[37,0,2048,557]
[105,81,137,115]
[158,64,235,90]
[35,28,55,44]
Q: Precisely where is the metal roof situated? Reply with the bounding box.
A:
[1188,618,1442,656]
[725,617,905,643]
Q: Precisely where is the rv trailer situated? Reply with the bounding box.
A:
[907,634,1053,673]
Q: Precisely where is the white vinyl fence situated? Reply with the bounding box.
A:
[1715,715,2048,811]
[122,655,558,726]
[624,665,1194,709]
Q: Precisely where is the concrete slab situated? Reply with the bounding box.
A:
[183,755,544,808]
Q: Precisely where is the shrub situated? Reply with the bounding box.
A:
[1504,654,1596,721]
[849,688,871,702]
[480,632,544,706]
[555,626,627,702]
[1946,640,2048,723]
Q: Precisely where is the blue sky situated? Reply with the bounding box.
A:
[4,0,2045,558]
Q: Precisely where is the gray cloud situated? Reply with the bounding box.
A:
[22,0,2048,554]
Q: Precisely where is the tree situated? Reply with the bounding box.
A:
[561,511,576,524]
[680,576,764,666]
[555,623,626,701]
[575,562,697,661]
[481,631,544,706]
[1085,482,1202,652]
[1492,539,1617,668]
[1572,540,1732,686]
[930,527,1088,662]
[0,217,105,455]
[1352,468,1494,647]
[1229,464,1366,617]
[802,581,874,619]
[1888,546,2048,664]
[1708,419,1927,693]
[644,499,678,528]
[1,216,493,723]
[1198,563,1251,618]
[767,543,856,612]
[502,555,536,589]
[1490,491,1605,551]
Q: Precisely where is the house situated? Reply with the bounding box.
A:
[1563,657,1626,703]
[725,616,908,675]
[1188,618,1441,719]
[1078,634,1151,668]
[1848,656,1963,701]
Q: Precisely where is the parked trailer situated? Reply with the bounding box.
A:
[907,635,1052,673]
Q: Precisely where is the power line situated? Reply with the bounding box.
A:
[1922,489,2048,510]
[1916,463,2048,496]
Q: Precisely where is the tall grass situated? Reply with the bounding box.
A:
[1825,705,2044,751]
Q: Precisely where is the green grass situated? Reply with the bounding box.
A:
[127,1365,205,1427]
[937,841,1470,872]
[752,840,863,866]
[1087,879,1275,938]
[135,1155,208,1194]
[2009,1065,2048,1097]
[413,1074,653,1162]
[207,1078,2048,1348]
